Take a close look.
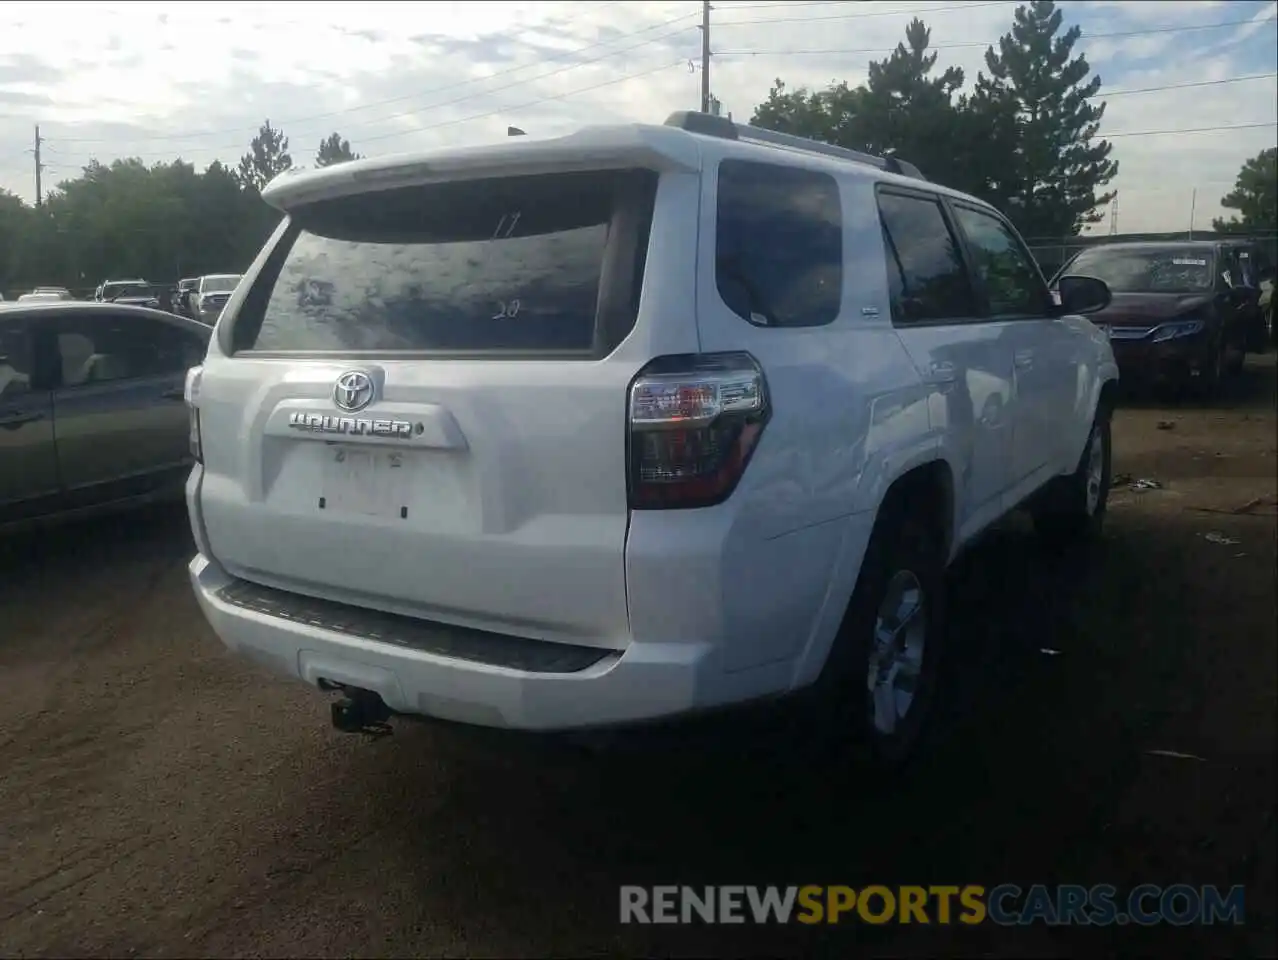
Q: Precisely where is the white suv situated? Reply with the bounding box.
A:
[185,112,1118,764]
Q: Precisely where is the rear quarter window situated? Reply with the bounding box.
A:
[232,169,657,356]
[714,159,843,328]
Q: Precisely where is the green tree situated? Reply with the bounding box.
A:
[316,132,362,167]
[1212,147,1277,234]
[751,78,850,142]
[236,120,293,192]
[1,155,282,295]
[749,21,992,199]
[0,190,31,294]
[968,0,1116,239]
[854,20,969,178]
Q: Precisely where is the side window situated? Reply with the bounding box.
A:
[876,191,977,324]
[1239,250,1257,287]
[0,323,32,401]
[951,205,1049,317]
[715,159,843,328]
[54,315,200,388]
[1222,249,1249,289]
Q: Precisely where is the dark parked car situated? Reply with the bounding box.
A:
[0,302,210,531]
[1052,240,1270,396]
[95,278,148,303]
[1222,241,1273,352]
[104,282,172,310]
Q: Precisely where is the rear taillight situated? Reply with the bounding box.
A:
[185,365,203,463]
[627,352,769,510]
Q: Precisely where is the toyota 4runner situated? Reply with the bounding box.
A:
[185,112,1119,764]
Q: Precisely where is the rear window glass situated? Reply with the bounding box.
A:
[237,170,655,354]
[715,159,843,328]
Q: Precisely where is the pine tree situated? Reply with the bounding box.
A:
[751,21,981,196]
[235,120,293,193]
[855,20,966,174]
[1212,148,1277,234]
[968,0,1116,240]
[316,132,362,168]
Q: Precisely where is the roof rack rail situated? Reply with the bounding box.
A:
[663,111,926,181]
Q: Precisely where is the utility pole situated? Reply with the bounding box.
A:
[699,0,712,113]
[1108,193,1119,235]
[1188,188,1197,240]
[34,125,44,208]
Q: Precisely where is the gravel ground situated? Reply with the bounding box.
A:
[1,357,1274,958]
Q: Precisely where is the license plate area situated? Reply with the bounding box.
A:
[321,445,412,519]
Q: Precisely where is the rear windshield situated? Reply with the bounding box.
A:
[235,169,657,355]
[202,276,240,293]
[102,281,145,298]
[110,284,154,299]
[1064,247,1215,293]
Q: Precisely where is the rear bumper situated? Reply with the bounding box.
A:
[189,552,777,732]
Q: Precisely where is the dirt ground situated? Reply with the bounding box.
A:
[1,358,1274,959]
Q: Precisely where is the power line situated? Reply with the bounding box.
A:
[21,12,1277,171]
[1101,72,1277,97]
[32,11,1275,156]
[42,59,688,164]
[1104,121,1275,138]
[717,0,1015,25]
[718,14,1278,53]
[44,13,700,146]
[714,1,875,8]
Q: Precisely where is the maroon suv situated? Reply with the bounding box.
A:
[1052,241,1262,397]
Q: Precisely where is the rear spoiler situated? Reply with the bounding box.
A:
[263,125,702,212]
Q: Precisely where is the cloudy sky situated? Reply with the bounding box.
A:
[1,0,1275,237]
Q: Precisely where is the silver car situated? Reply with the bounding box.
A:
[192,274,242,324]
[1,301,210,532]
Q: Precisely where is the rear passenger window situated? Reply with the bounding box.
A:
[53,315,199,387]
[715,160,842,328]
[877,191,976,324]
[951,205,1048,317]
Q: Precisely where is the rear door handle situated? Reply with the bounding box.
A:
[1014,350,1034,369]
[0,411,45,429]
[160,387,185,401]
[926,361,957,384]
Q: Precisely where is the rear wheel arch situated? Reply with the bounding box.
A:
[1097,377,1120,418]
[804,458,954,766]
[1072,374,1119,471]
[877,459,955,560]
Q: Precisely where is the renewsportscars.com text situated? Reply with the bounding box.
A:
[619,884,1246,926]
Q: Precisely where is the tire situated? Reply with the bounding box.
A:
[1227,331,1246,376]
[1033,404,1112,546]
[1196,335,1227,399]
[808,499,947,769]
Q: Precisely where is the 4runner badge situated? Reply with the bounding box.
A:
[287,412,415,439]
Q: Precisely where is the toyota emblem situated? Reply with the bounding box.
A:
[333,370,375,412]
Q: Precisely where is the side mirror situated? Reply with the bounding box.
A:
[1056,274,1112,316]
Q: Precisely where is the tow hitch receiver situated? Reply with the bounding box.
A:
[329,687,394,738]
